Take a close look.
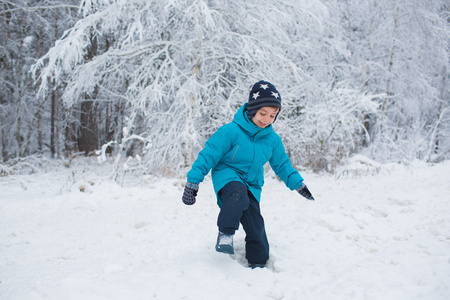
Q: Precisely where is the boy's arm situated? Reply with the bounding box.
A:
[269,136,304,190]
[187,125,233,184]
[269,136,315,200]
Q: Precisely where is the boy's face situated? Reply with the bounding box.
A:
[251,107,279,128]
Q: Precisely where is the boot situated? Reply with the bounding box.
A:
[215,231,234,254]
[249,263,266,269]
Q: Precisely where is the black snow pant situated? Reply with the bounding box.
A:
[217,181,269,265]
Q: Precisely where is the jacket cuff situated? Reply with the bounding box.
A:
[295,183,305,192]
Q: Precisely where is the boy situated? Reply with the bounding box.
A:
[182,80,314,268]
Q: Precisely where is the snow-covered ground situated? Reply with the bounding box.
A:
[1,157,449,300]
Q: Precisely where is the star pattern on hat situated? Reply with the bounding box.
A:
[271,91,279,98]
[252,91,260,99]
[260,84,269,90]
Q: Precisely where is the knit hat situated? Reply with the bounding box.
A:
[247,80,282,119]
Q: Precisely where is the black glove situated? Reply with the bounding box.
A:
[297,184,315,201]
[182,182,199,205]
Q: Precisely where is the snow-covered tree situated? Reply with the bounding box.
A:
[339,0,450,162]
[0,0,79,160]
[34,0,375,174]
[0,0,439,175]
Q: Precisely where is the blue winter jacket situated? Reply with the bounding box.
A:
[187,103,304,206]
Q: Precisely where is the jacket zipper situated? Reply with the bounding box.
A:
[254,131,260,142]
[231,145,240,161]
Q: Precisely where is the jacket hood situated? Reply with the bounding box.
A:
[233,104,273,139]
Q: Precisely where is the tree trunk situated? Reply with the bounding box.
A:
[77,31,99,156]
[50,79,57,157]
[36,23,46,153]
[433,65,448,155]
[0,94,5,161]
[64,108,78,155]
[15,12,26,157]
[78,99,98,155]
[382,5,399,112]
[1,3,11,161]
[50,20,59,158]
